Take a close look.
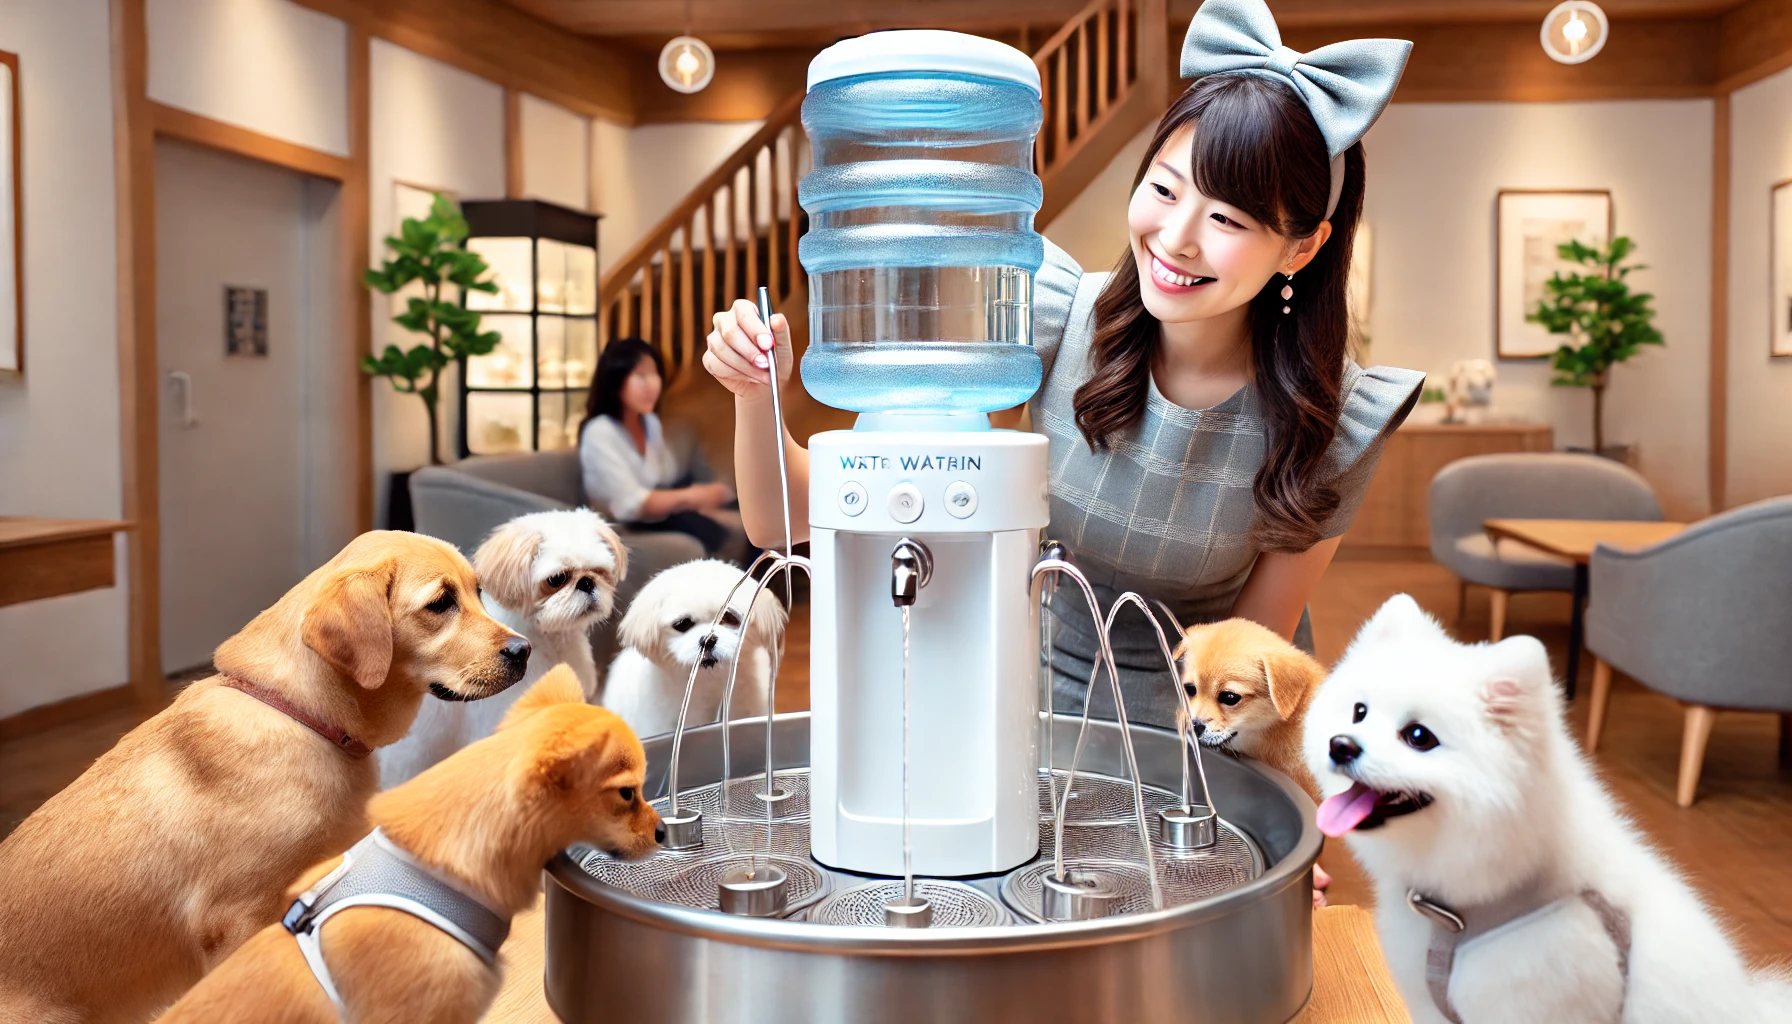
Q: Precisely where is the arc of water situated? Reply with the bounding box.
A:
[714,553,812,871]
[1106,594,1218,826]
[1038,573,1059,833]
[666,548,785,820]
[1028,559,1162,911]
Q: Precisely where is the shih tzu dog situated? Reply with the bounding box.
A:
[600,559,788,739]
[379,509,625,787]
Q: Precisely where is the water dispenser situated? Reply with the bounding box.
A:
[800,31,1051,876]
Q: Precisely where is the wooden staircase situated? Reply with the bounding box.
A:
[596,0,1170,458]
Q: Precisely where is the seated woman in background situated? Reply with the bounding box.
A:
[579,337,747,562]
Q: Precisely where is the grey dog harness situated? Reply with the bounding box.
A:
[282,829,511,1017]
[1408,880,1632,1024]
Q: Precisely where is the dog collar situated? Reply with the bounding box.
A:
[284,828,512,1017]
[1409,880,1631,1024]
[221,675,372,760]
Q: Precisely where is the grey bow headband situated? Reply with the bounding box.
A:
[1180,0,1411,219]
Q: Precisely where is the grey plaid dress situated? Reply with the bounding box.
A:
[1028,243,1424,728]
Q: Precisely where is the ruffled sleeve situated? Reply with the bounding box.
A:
[1031,238,1086,383]
[1318,363,1427,539]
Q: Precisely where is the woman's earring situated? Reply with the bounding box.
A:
[1280,272,1294,315]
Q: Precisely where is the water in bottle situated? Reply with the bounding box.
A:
[798,32,1046,418]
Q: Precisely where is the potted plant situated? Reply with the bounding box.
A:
[1526,235,1663,463]
[362,193,502,468]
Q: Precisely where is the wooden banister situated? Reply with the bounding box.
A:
[598,89,809,386]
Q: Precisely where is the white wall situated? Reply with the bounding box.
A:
[1726,66,1792,508]
[147,0,349,156]
[368,38,504,521]
[520,92,590,212]
[1042,103,1718,522]
[1043,125,1151,273]
[593,119,762,272]
[1365,101,1715,521]
[0,0,130,716]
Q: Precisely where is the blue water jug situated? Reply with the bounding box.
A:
[798,31,1045,417]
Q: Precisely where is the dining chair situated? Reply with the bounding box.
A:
[1583,495,1792,806]
[1427,453,1661,640]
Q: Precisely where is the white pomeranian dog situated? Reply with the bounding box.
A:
[378,509,625,787]
[1305,594,1790,1024]
[600,559,787,739]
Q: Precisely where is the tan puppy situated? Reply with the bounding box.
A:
[1176,617,1328,800]
[157,666,662,1024]
[0,531,529,1024]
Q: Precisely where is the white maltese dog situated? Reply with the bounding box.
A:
[600,559,787,739]
[1306,594,1789,1024]
[379,509,624,787]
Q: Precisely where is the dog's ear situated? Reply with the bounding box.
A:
[525,713,630,795]
[1480,635,1552,731]
[499,664,587,731]
[590,513,627,583]
[473,520,543,612]
[1356,593,1435,647]
[301,563,395,689]
[1262,649,1324,720]
[746,588,789,650]
[615,587,660,654]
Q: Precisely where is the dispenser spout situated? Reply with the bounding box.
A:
[890,538,933,607]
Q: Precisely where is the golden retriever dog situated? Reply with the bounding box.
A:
[157,666,662,1024]
[0,531,530,1024]
[1176,617,1328,799]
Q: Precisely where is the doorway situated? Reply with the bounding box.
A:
[155,138,353,674]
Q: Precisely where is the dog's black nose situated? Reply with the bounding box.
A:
[1329,735,1363,766]
[654,822,667,845]
[1192,720,1207,738]
[576,576,596,594]
[501,637,532,668]
[698,632,718,651]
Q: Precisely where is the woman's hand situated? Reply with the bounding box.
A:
[687,482,734,512]
[704,299,794,400]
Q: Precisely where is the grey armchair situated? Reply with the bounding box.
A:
[1584,496,1792,806]
[408,450,705,678]
[1428,453,1662,640]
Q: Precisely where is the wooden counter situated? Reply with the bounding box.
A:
[1342,421,1553,555]
[0,517,131,609]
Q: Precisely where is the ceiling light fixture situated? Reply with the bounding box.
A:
[1540,1,1609,65]
[659,36,715,94]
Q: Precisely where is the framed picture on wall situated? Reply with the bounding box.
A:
[1772,177,1792,358]
[1,51,22,379]
[1495,189,1613,359]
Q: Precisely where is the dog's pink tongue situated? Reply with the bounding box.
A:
[1317,782,1379,837]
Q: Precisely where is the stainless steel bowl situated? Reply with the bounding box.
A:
[544,713,1321,1024]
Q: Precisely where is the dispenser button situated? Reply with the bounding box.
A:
[943,481,978,519]
[838,481,868,517]
[887,483,924,524]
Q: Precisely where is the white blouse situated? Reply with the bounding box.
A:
[579,413,681,522]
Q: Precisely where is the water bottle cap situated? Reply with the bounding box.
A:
[807,30,1041,96]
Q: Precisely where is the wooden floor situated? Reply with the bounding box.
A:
[5,559,1790,968]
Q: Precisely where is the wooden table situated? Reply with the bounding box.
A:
[0,517,131,608]
[486,902,1411,1023]
[1482,518,1687,695]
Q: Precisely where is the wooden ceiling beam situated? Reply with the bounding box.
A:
[1715,0,1792,91]
[502,0,1750,40]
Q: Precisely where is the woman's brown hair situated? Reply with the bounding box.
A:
[1071,73,1363,552]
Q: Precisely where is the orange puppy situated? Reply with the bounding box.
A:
[1175,617,1328,800]
[157,666,662,1024]
[0,531,528,1024]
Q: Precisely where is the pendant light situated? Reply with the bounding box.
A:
[659,1,715,94]
[1540,1,1609,65]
